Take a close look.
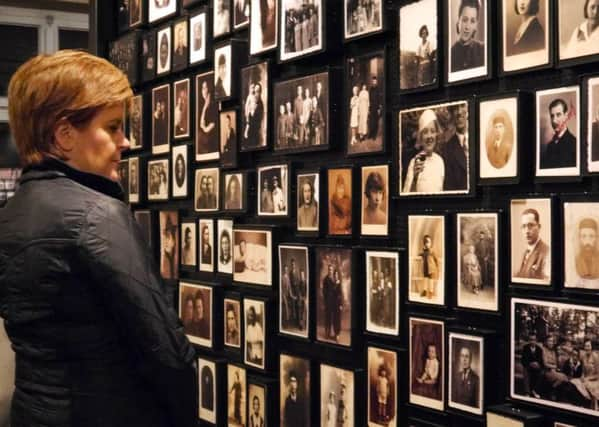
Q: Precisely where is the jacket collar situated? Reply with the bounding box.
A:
[19,157,125,201]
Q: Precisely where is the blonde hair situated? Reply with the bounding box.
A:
[8,49,133,166]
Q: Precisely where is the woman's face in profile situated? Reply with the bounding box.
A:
[457,6,478,43]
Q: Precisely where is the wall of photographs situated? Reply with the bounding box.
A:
[101,0,599,425]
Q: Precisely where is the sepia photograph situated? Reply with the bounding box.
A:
[448,333,483,415]
[171,144,188,198]
[141,31,156,82]
[224,297,241,348]
[346,51,385,155]
[367,346,397,427]
[457,212,498,312]
[274,71,328,153]
[149,0,176,23]
[279,245,309,338]
[214,0,232,38]
[280,0,323,62]
[257,164,288,216]
[247,382,266,427]
[128,156,139,204]
[535,86,580,178]
[152,84,170,154]
[244,298,266,369]
[328,168,352,236]
[344,0,382,40]
[173,78,190,139]
[408,215,445,306]
[172,19,188,71]
[134,210,153,249]
[316,247,352,347]
[147,158,169,201]
[195,167,219,212]
[510,198,552,286]
[234,228,272,286]
[199,219,214,273]
[189,11,207,65]
[297,172,319,232]
[558,0,599,63]
[563,202,599,290]
[156,26,171,75]
[180,220,197,268]
[220,110,238,169]
[196,71,219,162]
[223,172,245,212]
[410,317,445,411]
[227,364,246,427]
[129,0,142,27]
[511,297,599,417]
[234,0,250,29]
[117,159,128,201]
[399,0,438,91]
[218,219,233,275]
[361,164,388,236]
[241,62,269,151]
[320,364,354,427]
[366,250,399,336]
[486,410,525,427]
[214,44,233,100]
[199,358,217,423]
[128,94,143,150]
[399,100,471,196]
[179,281,211,347]
[587,76,599,172]
[250,0,277,54]
[280,354,310,426]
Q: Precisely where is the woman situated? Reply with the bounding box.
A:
[510,0,544,55]
[564,0,599,59]
[349,85,360,146]
[416,25,433,86]
[580,339,599,409]
[197,79,217,157]
[175,153,185,189]
[330,174,352,234]
[225,174,242,210]
[358,84,370,141]
[297,178,318,229]
[0,50,197,426]
[362,171,386,225]
[462,244,482,294]
[451,0,484,72]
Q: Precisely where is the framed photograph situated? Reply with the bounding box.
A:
[234,0,250,29]
[173,78,190,140]
[360,164,388,236]
[257,164,289,217]
[328,167,353,236]
[250,0,278,54]
[156,26,171,75]
[456,212,498,312]
[316,246,352,347]
[367,345,397,427]
[273,71,328,153]
[141,30,156,82]
[511,297,599,417]
[199,358,218,424]
[278,244,309,338]
[280,354,310,426]
[217,219,233,275]
[409,316,444,411]
[244,298,266,369]
[320,363,355,426]
[366,250,399,336]
[194,167,219,212]
[199,218,214,273]
[240,62,269,152]
[180,281,212,347]
[233,227,273,286]
[214,43,233,101]
[151,84,170,154]
[227,364,246,427]
[346,50,385,156]
[117,159,129,201]
[172,18,188,71]
[224,297,241,348]
[223,172,246,212]
[535,86,581,178]
[279,0,324,62]
[128,94,143,150]
[159,210,178,279]
[134,210,153,249]
[180,219,197,268]
[195,71,219,162]
[399,100,472,196]
[408,215,445,306]
[148,0,176,23]
[501,0,551,74]
[446,0,490,84]
[129,0,143,27]
[219,109,238,169]
[109,32,140,87]
[399,0,439,92]
[344,0,383,40]
[147,158,169,201]
[478,94,519,182]
[510,198,552,286]
[189,10,208,65]
[118,0,130,33]
[586,76,599,172]
[214,0,232,38]
[448,332,483,415]
[171,144,189,198]
[297,171,319,232]
[558,0,599,65]
[563,201,599,290]
[128,156,140,204]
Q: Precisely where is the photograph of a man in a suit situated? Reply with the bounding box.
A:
[540,98,576,170]
[486,115,512,169]
[515,208,549,280]
[521,333,544,398]
[451,346,479,408]
[442,103,469,191]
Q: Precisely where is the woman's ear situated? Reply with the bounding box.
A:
[53,118,75,153]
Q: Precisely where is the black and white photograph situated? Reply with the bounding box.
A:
[587,76,599,172]
[479,95,518,180]
[214,0,232,38]
[141,31,156,82]
[297,172,319,232]
[367,346,397,427]
[241,62,268,151]
[448,333,483,415]
[366,250,399,336]
[134,210,153,249]
[320,364,354,427]
[128,94,143,150]
[257,164,288,216]
[189,11,207,65]
[247,383,266,427]
[227,364,246,427]
[502,0,550,73]
[234,228,272,286]
[361,164,388,236]
[220,110,238,169]
[563,202,599,290]
[172,144,188,198]
[280,354,310,427]
[535,86,580,178]
[447,0,489,84]
[172,19,188,71]
[511,297,599,417]
[244,298,266,369]
[250,0,277,54]
[199,358,217,423]
[279,245,309,338]
[173,78,190,139]
[510,198,552,286]
[181,220,197,267]
[199,219,214,273]
[152,84,170,154]
[129,0,142,27]
[280,0,323,62]
[224,297,241,348]
[399,0,438,91]
[149,0,177,23]
[234,0,250,29]
[147,158,169,201]
[328,168,352,236]
[408,215,445,306]
[274,71,328,153]
[156,26,171,75]
[457,212,498,312]
[218,219,233,275]
[159,211,178,280]
[195,167,219,212]
[346,51,384,155]
[224,172,245,211]
[128,156,139,204]
[196,71,219,162]
[316,247,352,347]
[117,159,128,201]
[558,0,599,63]
[214,44,232,100]
[399,100,471,196]
[344,0,382,40]
[179,281,212,347]
[410,317,445,411]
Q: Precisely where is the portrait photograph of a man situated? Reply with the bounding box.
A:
[279,354,310,427]
[244,298,266,369]
[366,250,399,336]
[279,245,309,338]
[248,383,266,427]
[189,11,207,64]
[448,333,483,415]
[172,19,188,71]
[227,364,246,427]
[128,157,139,204]
[479,96,518,180]
[214,44,232,100]
[564,202,599,289]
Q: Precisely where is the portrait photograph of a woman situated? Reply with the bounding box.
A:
[559,0,599,62]
[196,72,219,162]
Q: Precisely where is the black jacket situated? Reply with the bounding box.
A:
[0,159,198,427]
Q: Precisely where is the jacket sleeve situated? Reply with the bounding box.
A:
[77,201,198,427]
